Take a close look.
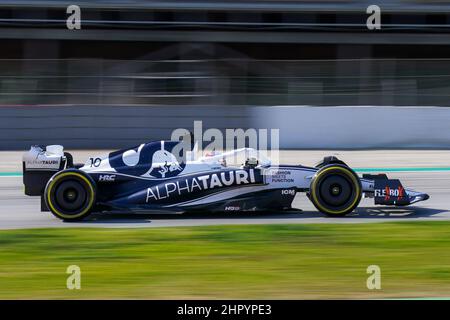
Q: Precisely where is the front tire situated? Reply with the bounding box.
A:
[309,164,362,217]
[44,169,96,221]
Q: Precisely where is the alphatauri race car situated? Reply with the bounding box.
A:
[22,140,429,221]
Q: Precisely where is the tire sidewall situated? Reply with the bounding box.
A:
[310,164,362,216]
[44,169,96,221]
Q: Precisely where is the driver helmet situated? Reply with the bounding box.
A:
[245,157,258,168]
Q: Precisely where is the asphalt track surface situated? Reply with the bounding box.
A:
[1,150,450,230]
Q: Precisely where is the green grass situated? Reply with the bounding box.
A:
[1,222,450,299]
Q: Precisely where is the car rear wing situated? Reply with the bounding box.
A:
[362,174,429,206]
[22,145,73,196]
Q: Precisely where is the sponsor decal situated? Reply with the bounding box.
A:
[225,206,241,211]
[374,185,404,200]
[26,160,59,166]
[145,169,256,203]
[98,174,116,182]
[373,179,407,205]
[268,170,294,183]
[281,189,295,195]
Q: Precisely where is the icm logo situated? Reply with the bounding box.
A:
[99,174,116,182]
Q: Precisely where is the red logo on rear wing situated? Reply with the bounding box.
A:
[374,179,408,205]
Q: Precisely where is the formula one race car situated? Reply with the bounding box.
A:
[22,140,430,221]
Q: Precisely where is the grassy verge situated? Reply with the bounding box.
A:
[1,222,450,299]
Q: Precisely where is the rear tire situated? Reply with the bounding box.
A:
[309,164,361,217]
[44,169,96,221]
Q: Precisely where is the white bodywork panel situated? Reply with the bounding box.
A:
[79,145,375,193]
[22,145,64,171]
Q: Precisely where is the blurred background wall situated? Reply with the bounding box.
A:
[1,0,450,149]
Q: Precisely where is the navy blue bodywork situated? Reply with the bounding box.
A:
[85,141,299,213]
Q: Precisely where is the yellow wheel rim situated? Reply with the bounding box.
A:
[311,166,361,215]
[46,172,95,219]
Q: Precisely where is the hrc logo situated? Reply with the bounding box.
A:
[98,174,116,182]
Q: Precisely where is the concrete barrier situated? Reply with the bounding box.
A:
[251,106,450,149]
[1,105,450,150]
[0,105,250,150]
